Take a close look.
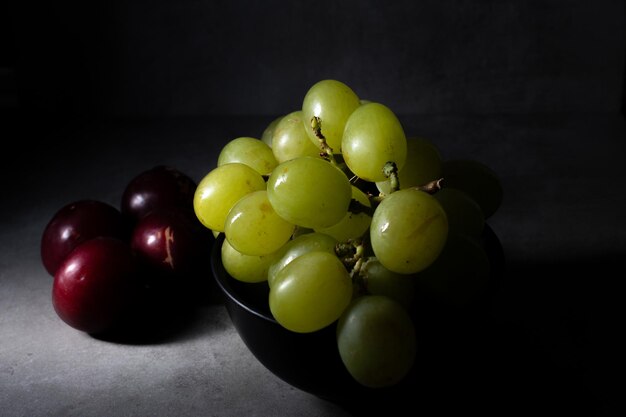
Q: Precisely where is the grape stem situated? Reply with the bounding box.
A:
[310,116,338,166]
[336,239,363,272]
[382,161,400,192]
[418,178,444,194]
[336,238,367,285]
[369,178,444,205]
[336,240,357,262]
[355,255,376,290]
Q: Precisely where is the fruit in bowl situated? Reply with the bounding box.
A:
[211,224,504,403]
[197,79,505,399]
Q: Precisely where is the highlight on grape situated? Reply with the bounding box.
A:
[194,79,503,388]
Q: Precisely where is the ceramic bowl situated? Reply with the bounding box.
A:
[211,225,505,407]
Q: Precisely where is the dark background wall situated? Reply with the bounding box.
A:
[5,0,625,119]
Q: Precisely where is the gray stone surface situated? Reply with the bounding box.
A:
[1,114,624,416]
[0,117,355,417]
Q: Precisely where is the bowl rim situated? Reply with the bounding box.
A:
[211,234,278,324]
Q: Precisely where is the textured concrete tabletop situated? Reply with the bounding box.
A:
[1,114,624,416]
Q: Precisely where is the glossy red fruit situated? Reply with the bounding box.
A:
[52,237,138,334]
[121,166,197,225]
[131,209,204,278]
[41,200,126,276]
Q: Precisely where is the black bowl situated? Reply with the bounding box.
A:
[211,225,505,408]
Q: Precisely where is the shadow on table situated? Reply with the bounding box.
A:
[90,266,227,345]
[326,255,622,416]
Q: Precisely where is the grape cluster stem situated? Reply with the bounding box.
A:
[419,178,444,194]
[383,161,400,192]
[310,116,338,167]
[369,178,444,207]
[336,239,369,293]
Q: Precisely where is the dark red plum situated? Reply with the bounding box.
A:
[121,166,197,225]
[52,237,138,334]
[131,209,204,278]
[41,200,126,276]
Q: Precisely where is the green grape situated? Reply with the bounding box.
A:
[434,188,484,237]
[217,137,278,176]
[302,79,360,153]
[342,102,407,182]
[442,159,503,218]
[370,189,448,274]
[376,137,443,194]
[267,232,338,287]
[270,251,352,333]
[221,238,276,283]
[336,295,416,388]
[224,190,295,256]
[361,259,416,309]
[267,156,352,229]
[194,163,266,232]
[261,115,283,147]
[315,186,372,243]
[415,233,490,306]
[271,111,322,163]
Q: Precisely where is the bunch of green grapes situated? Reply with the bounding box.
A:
[194,79,503,389]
